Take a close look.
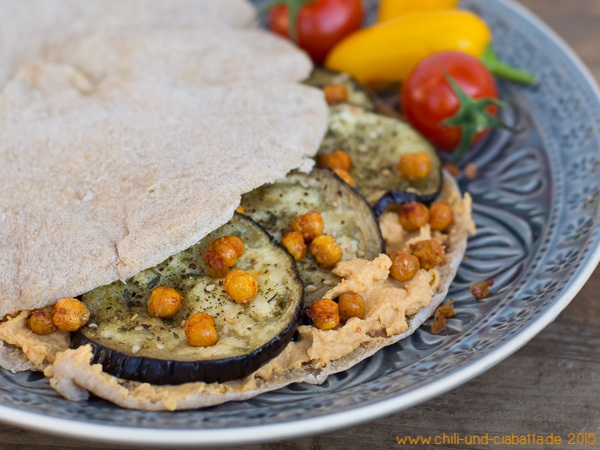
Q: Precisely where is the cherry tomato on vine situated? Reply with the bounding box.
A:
[402,51,507,160]
[266,0,364,64]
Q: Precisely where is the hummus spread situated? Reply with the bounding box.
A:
[0,311,70,369]
[3,179,474,411]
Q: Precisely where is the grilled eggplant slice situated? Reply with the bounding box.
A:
[240,168,383,305]
[304,68,374,111]
[72,214,303,385]
[318,104,443,213]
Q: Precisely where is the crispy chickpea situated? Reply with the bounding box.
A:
[318,150,353,172]
[148,286,182,318]
[204,236,245,277]
[306,298,339,330]
[399,202,429,232]
[337,292,365,321]
[323,84,348,105]
[310,234,343,268]
[281,231,307,261]
[292,210,324,242]
[388,251,420,282]
[204,250,229,277]
[212,236,244,258]
[333,168,356,188]
[410,239,446,270]
[429,201,454,231]
[52,298,90,332]
[398,151,432,181]
[185,312,218,347]
[28,309,56,335]
[225,269,258,304]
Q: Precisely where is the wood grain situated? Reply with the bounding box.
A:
[2,2,600,449]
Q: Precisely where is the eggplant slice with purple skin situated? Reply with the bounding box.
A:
[241,168,384,307]
[72,213,303,385]
[318,104,443,217]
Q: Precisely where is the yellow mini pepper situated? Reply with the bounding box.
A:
[377,0,458,22]
[325,10,534,89]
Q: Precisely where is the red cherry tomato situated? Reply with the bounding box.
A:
[268,0,364,64]
[401,51,499,151]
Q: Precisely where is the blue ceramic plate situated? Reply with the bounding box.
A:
[1,0,599,445]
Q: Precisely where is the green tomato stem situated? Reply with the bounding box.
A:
[442,73,513,162]
[255,0,314,42]
[482,45,536,85]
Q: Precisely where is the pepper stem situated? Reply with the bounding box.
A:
[482,45,536,85]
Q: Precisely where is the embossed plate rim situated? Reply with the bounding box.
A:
[1,0,599,445]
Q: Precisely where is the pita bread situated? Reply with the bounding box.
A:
[47,26,313,88]
[0,0,327,319]
[0,342,36,374]
[0,0,255,88]
[0,61,327,319]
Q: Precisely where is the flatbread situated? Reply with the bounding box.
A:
[47,26,313,88]
[0,342,36,374]
[0,0,327,319]
[0,61,327,318]
[0,0,255,88]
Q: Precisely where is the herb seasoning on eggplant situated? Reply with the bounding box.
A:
[241,168,383,305]
[318,104,443,213]
[72,214,303,385]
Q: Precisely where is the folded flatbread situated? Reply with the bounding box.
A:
[0,0,326,319]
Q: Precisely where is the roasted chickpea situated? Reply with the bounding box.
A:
[148,286,182,318]
[323,84,348,105]
[52,298,90,332]
[398,151,431,181]
[399,202,429,232]
[204,250,229,277]
[292,210,324,242]
[410,239,446,270]
[225,269,258,304]
[204,236,245,277]
[28,309,56,335]
[306,298,339,330]
[429,201,454,231]
[333,168,356,188]
[185,312,218,347]
[318,150,353,172]
[281,231,307,261]
[337,292,365,321]
[212,236,244,259]
[388,251,420,282]
[310,234,343,268]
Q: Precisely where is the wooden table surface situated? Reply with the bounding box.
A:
[2,2,599,449]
